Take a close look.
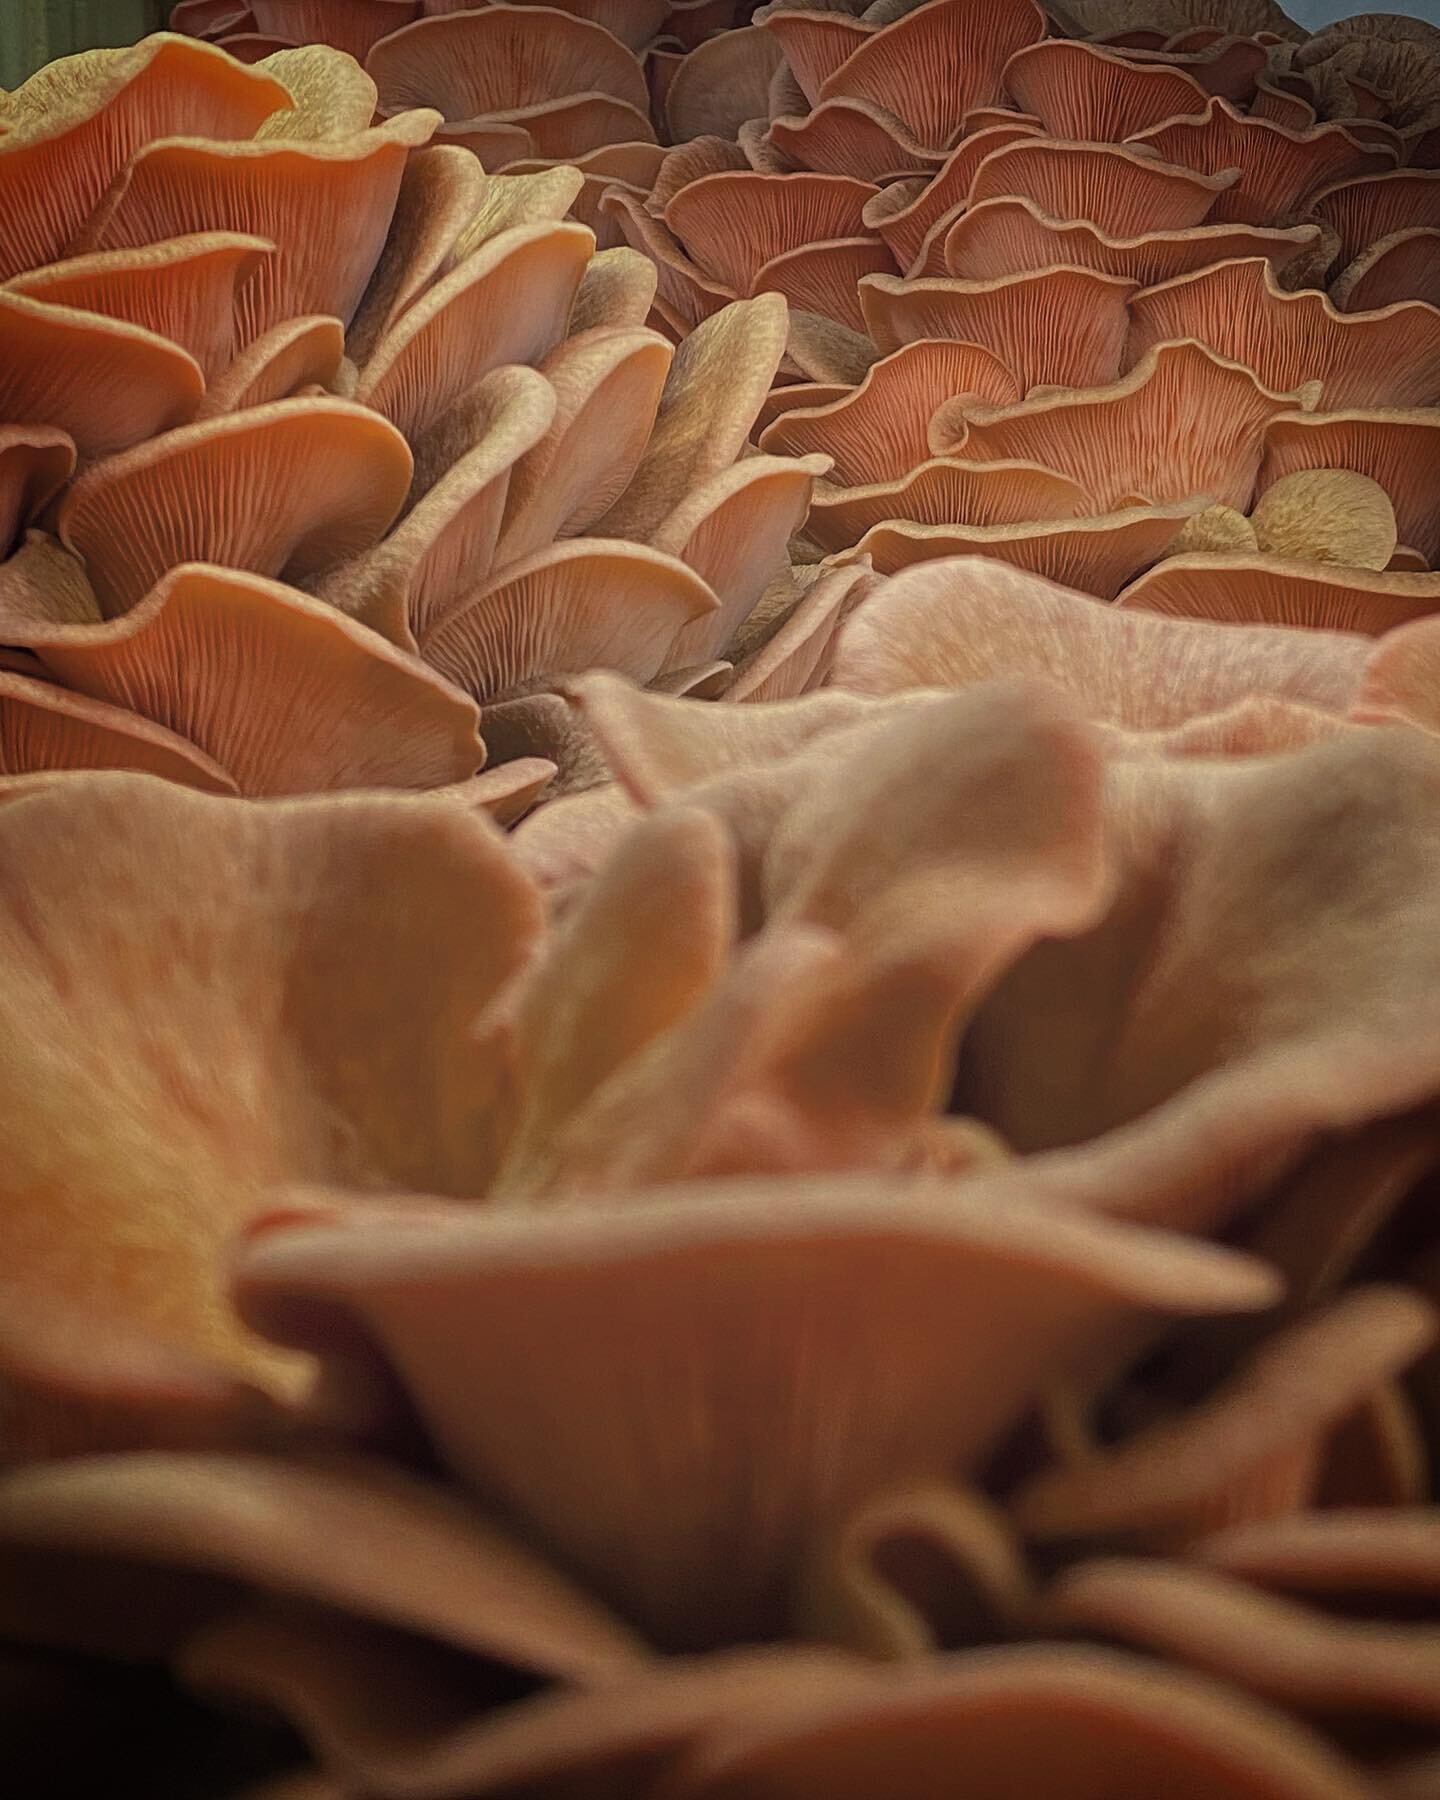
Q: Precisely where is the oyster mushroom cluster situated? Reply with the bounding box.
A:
[0,30,831,805]
[6,5,1440,1800]
[613,0,1440,631]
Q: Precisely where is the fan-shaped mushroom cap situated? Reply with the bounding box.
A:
[1258,408,1440,566]
[664,171,879,296]
[1311,168,1440,272]
[1128,256,1440,410]
[1133,99,1396,229]
[254,44,379,140]
[1002,38,1208,141]
[236,1174,1273,1649]
[0,34,289,281]
[356,220,593,446]
[569,243,659,332]
[767,98,944,185]
[818,0,1046,153]
[753,237,897,336]
[0,427,74,554]
[666,25,783,142]
[57,397,412,616]
[830,556,1367,727]
[1331,226,1440,312]
[253,0,419,61]
[366,5,650,144]
[1014,1288,1435,1550]
[596,293,790,543]
[343,144,485,368]
[196,315,345,418]
[601,185,738,334]
[85,112,440,343]
[862,266,1134,390]
[321,364,558,647]
[660,1645,1372,1800]
[493,327,674,571]
[0,773,540,1441]
[847,500,1205,597]
[0,290,203,461]
[1118,554,1440,635]
[860,123,1042,274]
[941,195,1323,288]
[18,562,485,794]
[0,1448,641,1687]
[959,340,1307,510]
[3,234,273,383]
[807,459,1093,554]
[1046,1554,1440,1729]
[755,5,875,107]
[0,672,236,792]
[420,539,719,702]
[653,453,831,667]
[759,340,1018,488]
[967,138,1238,237]
[726,562,869,703]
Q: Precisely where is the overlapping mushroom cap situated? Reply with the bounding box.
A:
[610,0,1440,631]
[7,624,1440,1795]
[0,31,835,803]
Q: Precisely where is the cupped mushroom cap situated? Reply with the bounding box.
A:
[365,5,649,120]
[941,195,1322,288]
[3,233,273,384]
[755,6,875,108]
[0,290,204,461]
[20,562,485,795]
[1258,407,1440,566]
[818,0,1047,152]
[959,339,1307,510]
[236,1177,1274,1648]
[1002,38,1209,141]
[1331,226,1440,313]
[85,112,440,343]
[806,459,1093,554]
[1127,256,1440,411]
[862,265,1134,391]
[195,315,346,419]
[0,34,290,281]
[759,339,1018,488]
[0,427,75,553]
[965,137,1238,238]
[57,397,413,616]
[1117,554,1440,635]
[356,220,593,447]
[847,500,1205,598]
[1310,168,1440,272]
[664,171,878,297]
[419,538,719,702]
[1132,98,1397,229]
[0,772,541,1429]
[860,122,1042,275]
